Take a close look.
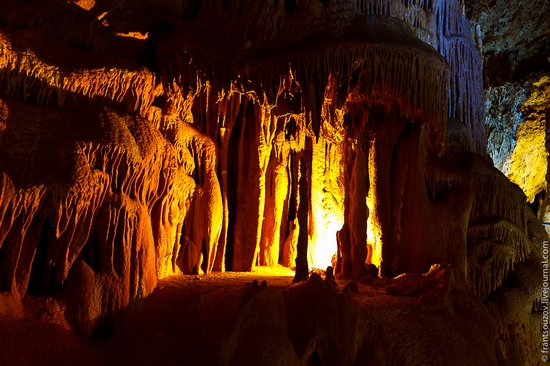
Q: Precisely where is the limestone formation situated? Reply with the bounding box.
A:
[384,263,452,301]
[0,0,547,364]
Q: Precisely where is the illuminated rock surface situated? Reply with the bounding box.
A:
[467,0,550,206]
[0,0,547,364]
[485,74,550,203]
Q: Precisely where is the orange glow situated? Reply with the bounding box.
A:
[308,135,344,270]
[308,211,341,270]
[114,31,149,40]
[366,141,383,270]
[366,213,382,268]
[70,0,96,11]
[249,265,295,277]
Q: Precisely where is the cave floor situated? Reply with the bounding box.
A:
[104,267,428,365]
[1,267,494,366]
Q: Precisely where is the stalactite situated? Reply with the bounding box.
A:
[231,99,277,271]
[293,148,311,283]
[0,27,160,116]
[180,123,223,274]
[278,151,298,270]
[439,27,485,156]
[155,2,461,277]
[355,0,436,37]
[339,136,368,280]
[214,127,231,271]
[159,15,450,154]
[215,92,244,268]
[152,111,223,276]
[157,7,453,277]
[348,142,369,281]
[0,1,526,349]
[370,119,474,279]
[46,170,109,286]
[354,0,486,156]
[433,0,463,39]
[0,97,216,335]
[367,137,393,275]
[308,135,345,269]
[151,161,195,278]
[259,130,291,267]
[0,173,46,294]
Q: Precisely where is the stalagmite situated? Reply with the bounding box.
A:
[0,172,47,295]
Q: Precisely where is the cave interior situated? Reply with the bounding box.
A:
[0,0,549,365]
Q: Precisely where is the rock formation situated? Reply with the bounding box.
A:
[0,0,547,364]
[466,0,550,206]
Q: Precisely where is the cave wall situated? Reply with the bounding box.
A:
[466,0,550,207]
[462,2,550,362]
[0,1,546,353]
